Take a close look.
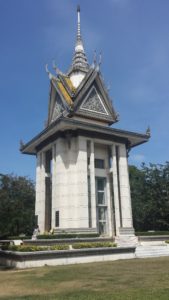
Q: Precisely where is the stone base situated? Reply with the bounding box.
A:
[136,244,169,258]
[115,227,138,247]
[0,247,136,269]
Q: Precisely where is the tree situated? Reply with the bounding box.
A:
[0,174,35,238]
[129,162,169,232]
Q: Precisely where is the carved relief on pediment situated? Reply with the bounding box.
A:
[81,87,108,115]
[51,93,64,122]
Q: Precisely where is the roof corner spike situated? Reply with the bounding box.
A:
[99,51,102,67]
[45,64,53,80]
[52,60,63,76]
[20,139,24,149]
[146,126,151,137]
[94,50,97,66]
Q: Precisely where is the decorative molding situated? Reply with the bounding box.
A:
[80,86,108,115]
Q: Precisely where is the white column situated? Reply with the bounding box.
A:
[90,140,97,229]
[106,175,111,236]
[118,144,133,229]
[54,138,67,229]
[51,143,56,229]
[35,151,46,233]
[112,144,121,235]
[75,136,88,228]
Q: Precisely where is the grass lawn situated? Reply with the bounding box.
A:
[0,257,169,299]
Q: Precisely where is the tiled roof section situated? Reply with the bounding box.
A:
[52,78,73,107]
[64,76,76,93]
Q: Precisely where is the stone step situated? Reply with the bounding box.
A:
[136,245,169,258]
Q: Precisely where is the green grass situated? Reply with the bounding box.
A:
[1,257,169,299]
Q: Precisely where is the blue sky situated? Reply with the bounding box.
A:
[0,0,169,180]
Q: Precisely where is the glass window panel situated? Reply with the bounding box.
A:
[99,222,106,234]
[98,207,106,221]
[98,191,105,204]
[97,178,105,191]
[96,177,107,235]
[95,159,104,169]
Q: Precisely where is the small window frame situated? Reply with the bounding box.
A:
[94,159,105,169]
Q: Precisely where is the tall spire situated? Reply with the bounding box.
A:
[70,5,89,73]
[77,5,81,41]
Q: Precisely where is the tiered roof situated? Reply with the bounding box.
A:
[20,6,150,155]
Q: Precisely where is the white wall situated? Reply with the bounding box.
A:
[35,137,134,237]
[51,136,89,230]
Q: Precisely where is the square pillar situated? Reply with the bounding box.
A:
[35,151,46,233]
[51,143,56,230]
[118,144,133,229]
[89,140,97,229]
[114,144,138,246]
[111,144,121,236]
[76,136,88,228]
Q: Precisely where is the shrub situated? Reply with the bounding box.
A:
[37,233,100,239]
[50,244,69,250]
[7,236,32,240]
[2,245,48,252]
[72,242,117,249]
[165,240,169,244]
[1,244,69,252]
[136,231,169,236]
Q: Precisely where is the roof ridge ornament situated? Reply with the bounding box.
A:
[52,60,64,76]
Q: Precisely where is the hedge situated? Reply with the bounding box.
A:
[136,231,169,236]
[37,233,100,239]
[72,242,117,249]
[0,236,32,240]
[1,242,116,252]
[1,244,69,252]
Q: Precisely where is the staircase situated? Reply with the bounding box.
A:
[136,242,169,258]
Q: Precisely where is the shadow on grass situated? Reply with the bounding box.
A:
[0,265,14,271]
[1,289,169,300]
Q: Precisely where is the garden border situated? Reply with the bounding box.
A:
[0,247,135,269]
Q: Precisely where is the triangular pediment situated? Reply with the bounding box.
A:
[47,80,69,126]
[80,86,108,115]
[51,93,64,122]
[72,69,118,125]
